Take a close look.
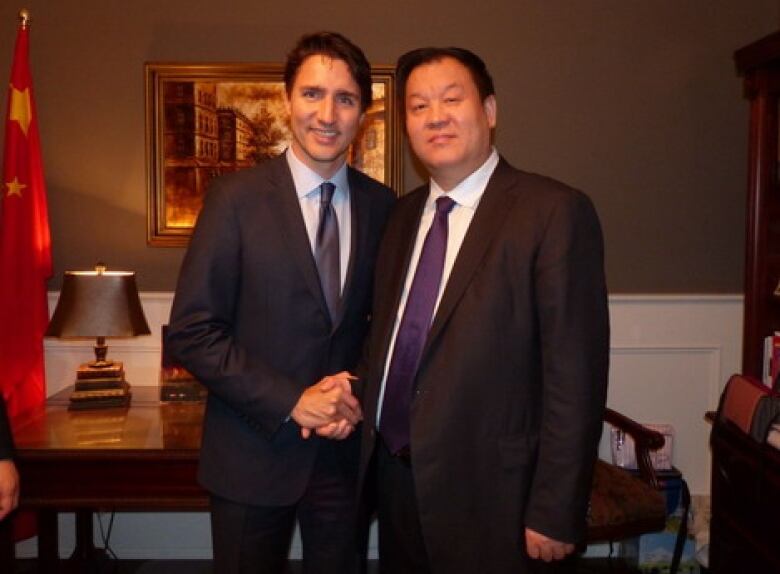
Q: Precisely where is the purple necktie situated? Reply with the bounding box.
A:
[314,182,340,322]
[380,195,456,454]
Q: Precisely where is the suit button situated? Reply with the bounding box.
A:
[369,428,375,438]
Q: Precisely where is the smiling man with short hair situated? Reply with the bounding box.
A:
[167,31,395,574]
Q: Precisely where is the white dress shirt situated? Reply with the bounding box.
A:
[286,148,351,292]
[377,148,500,423]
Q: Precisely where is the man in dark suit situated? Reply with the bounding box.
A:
[356,48,609,573]
[166,32,395,574]
[0,395,19,521]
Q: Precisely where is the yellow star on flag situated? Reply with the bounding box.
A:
[5,177,27,198]
[9,85,32,136]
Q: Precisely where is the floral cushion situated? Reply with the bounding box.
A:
[586,459,666,542]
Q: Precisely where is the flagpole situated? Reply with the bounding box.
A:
[18,9,30,29]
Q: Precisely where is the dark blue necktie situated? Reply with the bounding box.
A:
[380,195,456,454]
[314,182,340,322]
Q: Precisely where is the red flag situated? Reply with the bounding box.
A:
[0,16,51,539]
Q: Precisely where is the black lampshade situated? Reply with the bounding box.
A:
[46,268,151,338]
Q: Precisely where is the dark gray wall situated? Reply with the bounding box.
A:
[1,1,776,292]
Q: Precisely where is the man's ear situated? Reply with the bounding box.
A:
[484,95,497,129]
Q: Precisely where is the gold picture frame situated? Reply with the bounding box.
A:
[145,62,401,246]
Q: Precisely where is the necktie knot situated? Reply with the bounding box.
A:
[320,182,336,208]
[435,195,456,216]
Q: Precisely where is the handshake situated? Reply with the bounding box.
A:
[290,372,361,440]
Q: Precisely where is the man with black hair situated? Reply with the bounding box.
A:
[357,47,609,573]
[167,31,394,574]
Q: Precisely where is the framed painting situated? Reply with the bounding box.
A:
[145,62,401,246]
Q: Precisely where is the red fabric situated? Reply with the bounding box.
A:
[721,374,769,434]
[0,23,51,541]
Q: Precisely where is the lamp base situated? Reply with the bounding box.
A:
[77,360,124,380]
[71,361,131,410]
[68,389,132,410]
[86,359,116,369]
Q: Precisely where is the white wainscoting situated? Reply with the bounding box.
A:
[18,292,742,559]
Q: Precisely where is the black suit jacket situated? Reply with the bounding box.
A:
[0,395,13,460]
[358,159,609,573]
[167,155,395,506]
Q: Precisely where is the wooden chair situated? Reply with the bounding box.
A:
[585,408,667,545]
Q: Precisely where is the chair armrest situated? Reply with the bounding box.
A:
[604,407,666,489]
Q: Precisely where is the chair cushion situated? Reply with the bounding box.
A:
[586,459,667,543]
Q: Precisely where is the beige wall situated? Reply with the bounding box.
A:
[1,1,777,292]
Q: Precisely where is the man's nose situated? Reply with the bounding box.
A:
[318,97,335,124]
[425,102,448,129]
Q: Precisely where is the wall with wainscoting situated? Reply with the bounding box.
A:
[15,293,740,559]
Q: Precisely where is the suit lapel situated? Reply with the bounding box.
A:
[333,168,370,329]
[266,156,331,323]
[422,160,519,358]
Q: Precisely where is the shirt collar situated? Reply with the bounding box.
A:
[429,147,499,209]
[286,147,349,199]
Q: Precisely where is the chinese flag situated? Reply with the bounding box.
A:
[0,17,51,540]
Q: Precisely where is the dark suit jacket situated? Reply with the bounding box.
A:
[358,159,609,573]
[167,155,395,506]
[0,395,12,460]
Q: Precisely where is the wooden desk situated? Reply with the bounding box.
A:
[709,416,780,573]
[0,386,208,572]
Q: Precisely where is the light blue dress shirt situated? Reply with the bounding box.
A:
[285,148,351,293]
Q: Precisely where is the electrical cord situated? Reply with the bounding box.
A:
[96,510,119,573]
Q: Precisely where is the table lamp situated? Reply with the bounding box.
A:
[46,263,150,409]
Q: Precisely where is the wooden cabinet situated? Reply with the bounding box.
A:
[735,32,780,378]
[709,419,780,572]
[708,31,780,574]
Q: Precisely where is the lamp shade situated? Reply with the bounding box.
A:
[46,269,151,338]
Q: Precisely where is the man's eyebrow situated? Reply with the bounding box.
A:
[407,82,462,98]
[335,88,360,98]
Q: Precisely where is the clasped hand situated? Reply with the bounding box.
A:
[291,372,360,440]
